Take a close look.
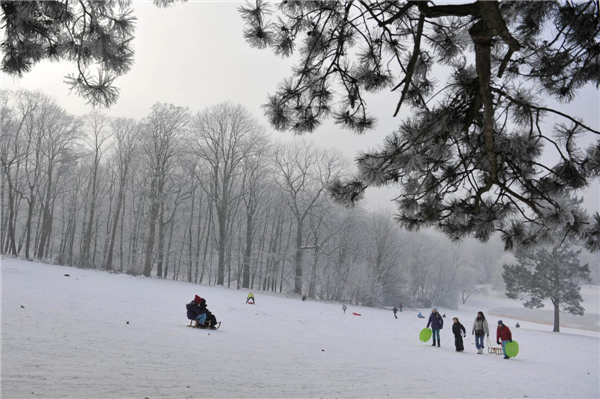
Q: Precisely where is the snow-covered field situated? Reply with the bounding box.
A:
[2,257,599,398]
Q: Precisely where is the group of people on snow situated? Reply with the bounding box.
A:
[186,295,220,329]
[426,308,513,359]
[186,294,513,359]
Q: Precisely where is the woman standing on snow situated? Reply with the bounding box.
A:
[472,311,489,354]
[426,307,444,347]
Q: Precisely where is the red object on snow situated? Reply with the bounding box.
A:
[352,312,361,316]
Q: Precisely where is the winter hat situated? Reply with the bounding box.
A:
[433,306,438,311]
[498,320,504,325]
[194,295,202,304]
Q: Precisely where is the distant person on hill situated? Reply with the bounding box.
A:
[246,292,255,304]
[186,295,207,327]
[472,311,490,354]
[417,312,425,318]
[342,304,347,314]
[393,307,398,319]
[302,294,307,301]
[496,320,513,359]
[399,302,403,312]
[515,322,520,328]
[426,307,444,347]
[452,317,466,352]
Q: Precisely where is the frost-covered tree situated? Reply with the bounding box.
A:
[0,0,179,106]
[503,244,591,332]
[240,0,600,251]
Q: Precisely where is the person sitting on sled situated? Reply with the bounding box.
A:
[246,292,255,304]
[186,295,207,326]
[198,297,219,329]
[417,312,425,318]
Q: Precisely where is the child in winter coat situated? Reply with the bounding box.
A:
[496,320,513,359]
[393,307,398,319]
[452,317,466,352]
[246,292,255,304]
[198,297,219,329]
[186,295,207,326]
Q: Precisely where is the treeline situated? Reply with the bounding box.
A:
[1,89,511,307]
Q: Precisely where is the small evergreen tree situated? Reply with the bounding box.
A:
[503,244,591,332]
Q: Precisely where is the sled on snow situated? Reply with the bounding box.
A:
[188,320,221,330]
[487,337,503,355]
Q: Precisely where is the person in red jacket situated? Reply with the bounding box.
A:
[496,320,513,359]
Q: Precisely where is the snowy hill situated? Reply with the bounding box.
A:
[3,257,599,398]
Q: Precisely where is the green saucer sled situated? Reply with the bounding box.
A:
[420,328,432,342]
[505,341,519,357]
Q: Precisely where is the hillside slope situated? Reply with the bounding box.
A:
[2,258,599,398]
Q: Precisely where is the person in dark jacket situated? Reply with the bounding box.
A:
[452,317,466,352]
[186,295,207,326]
[393,307,398,319]
[426,307,444,347]
[198,297,219,329]
[496,320,513,359]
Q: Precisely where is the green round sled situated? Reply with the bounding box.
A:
[505,341,519,357]
[419,328,432,342]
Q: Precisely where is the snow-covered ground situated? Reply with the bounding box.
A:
[2,257,599,398]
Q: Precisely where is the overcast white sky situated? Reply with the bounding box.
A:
[1,1,598,214]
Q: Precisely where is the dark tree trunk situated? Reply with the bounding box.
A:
[216,202,227,285]
[143,177,160,277]
[106,175,127,271]
[242,212,253,288]
[36,165,53,259]
[293,220,303,294]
